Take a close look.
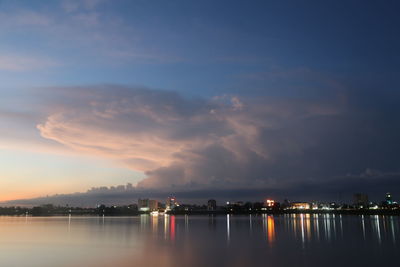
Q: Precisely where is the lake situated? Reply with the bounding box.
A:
[0,214,398,267]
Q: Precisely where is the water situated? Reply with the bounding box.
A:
[0,214,398,267]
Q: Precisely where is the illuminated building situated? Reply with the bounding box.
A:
[264,199,275,207]
[207,199,217,211]
[138,199,158,212]
[290,202,311,210]
[386,192,393,205]
[138,198,150,211]
[166,197,179,211]
[149,200,158,211]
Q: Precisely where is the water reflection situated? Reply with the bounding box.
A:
[164,214,169,240]
[151,215,158,234]
[361,215,366,240]
[0,215,399,267]
[226,214,230,243]
[300,214,305,244]
[390,217,396,244]
[170,215,176,242]
[372,215,382,244]
[314,214,320,241]
[208,214,216,231]
[68,214,71,232]
[267,215,275,244]
[249,214,252,233]
[339,215,343,238]
[185,214,189,233]
[325,214,331,241]
[140,214,149,231]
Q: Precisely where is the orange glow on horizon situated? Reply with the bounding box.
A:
[0,191,48,203]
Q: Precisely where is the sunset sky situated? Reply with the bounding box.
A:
[1,0,400,204]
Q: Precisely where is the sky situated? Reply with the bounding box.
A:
[1,0,400,205]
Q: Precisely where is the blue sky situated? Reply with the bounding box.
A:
[2,0,398,95]
[1,0,400,203]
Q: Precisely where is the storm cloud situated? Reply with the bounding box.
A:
[32,85,400,202]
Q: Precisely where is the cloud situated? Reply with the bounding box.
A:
[26,83,400,204]
[61,0,105,13]
[0,3,181,66]
[0,82,398,205]
[0,10,51,27]
[4,169,400,206]
[0,54,57,71]
[35,86,341,189]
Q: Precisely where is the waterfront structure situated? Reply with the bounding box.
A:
[138,199,158,212]
[290,202,311,210]
[386,193,393,205]
[166,197,179,211]
[264,199,275,207]
[149,200,158,211]
[207,199,217,211]
[138,199,150,211]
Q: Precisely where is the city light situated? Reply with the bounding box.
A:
[265,199,275,207]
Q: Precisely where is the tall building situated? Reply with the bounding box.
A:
[353,193,369,207]
[138,199,158,211]
[207,199,217,211]
[386,192,393,205]
[166,197,178,211]
[138,198,150,211]
[149,200,158,211]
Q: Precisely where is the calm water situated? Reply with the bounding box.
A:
[0,214,399,267]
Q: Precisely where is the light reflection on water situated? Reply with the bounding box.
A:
[226,214,230,243]
[0,214,399,267]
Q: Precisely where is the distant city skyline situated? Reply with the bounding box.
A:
[1,0,400,204]
[2,182,397,207]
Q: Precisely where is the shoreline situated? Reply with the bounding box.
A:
[1,209,399,217]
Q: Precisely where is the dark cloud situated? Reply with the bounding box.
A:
[26,84,400,203]
[4,170,400,206]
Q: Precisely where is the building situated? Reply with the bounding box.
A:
[149,200,158,211]
[166,197,179,211]
[264,199,275,208]
[290,202,311,210]
[207,199,217,211]
[386,192,393,205]
[138,198,149,211]
[138,199,158,212]
[353,193,369,208]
